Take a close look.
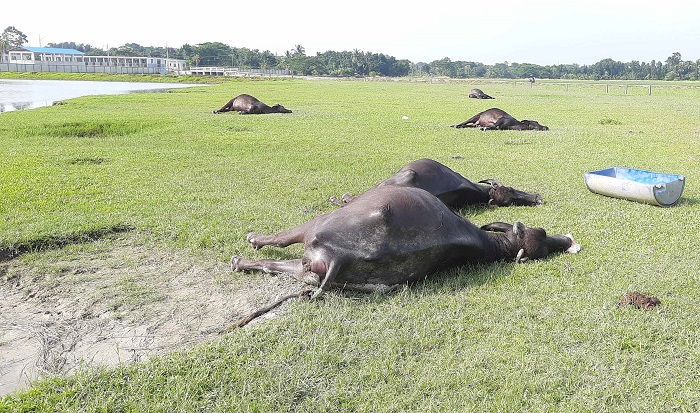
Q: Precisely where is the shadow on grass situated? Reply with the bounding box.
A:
[678,197,699,207]
[297,255,522,314]
[0,223,134,263]
[67,156,109,165]
[228,259,520,330]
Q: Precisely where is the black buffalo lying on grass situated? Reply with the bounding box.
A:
[213,94,292,115]
[232,185,579,301]
[451,108,549,131]
[329,158,543,209]
[468,88,494,99]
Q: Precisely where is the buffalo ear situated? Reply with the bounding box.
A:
[513,222,526,238]
[480,222,513,233]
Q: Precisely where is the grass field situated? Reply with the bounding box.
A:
[1,76,700,412]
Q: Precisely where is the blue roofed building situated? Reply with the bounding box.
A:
[9,46,86,63]
[2,46,186,74]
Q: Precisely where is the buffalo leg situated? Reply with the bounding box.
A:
[231,256,323,294]
[213,98,235,114]
[246,218,319,249]
[451,115,480,128]
[437,185,491,207]
[329,195,344,207]
[232,256,304,275]
[329,193,357,207]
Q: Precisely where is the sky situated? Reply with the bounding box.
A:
[3,0,699,66]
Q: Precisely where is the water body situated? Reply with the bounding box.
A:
[0,79,205,113]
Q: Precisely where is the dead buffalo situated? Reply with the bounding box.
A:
[451,108,549,131]
[468,88,494,99]
[232,185,579,300]
[213,94,292,115]
[330,158,543,208]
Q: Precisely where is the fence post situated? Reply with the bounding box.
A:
[649,85,652,95]
[605,84,609,93]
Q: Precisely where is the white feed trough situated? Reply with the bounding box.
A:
[584,167,686,207]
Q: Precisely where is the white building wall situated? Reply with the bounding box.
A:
[2,49,187,74]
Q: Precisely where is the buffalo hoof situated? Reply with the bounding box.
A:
[329,195,343,207]
[246,232,262,250]
[310,288,325,300]
[231,256,243,272]
[330,194,354,207]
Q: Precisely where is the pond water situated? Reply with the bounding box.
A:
[0,79,205,113]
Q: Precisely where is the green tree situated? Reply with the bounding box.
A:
[429,57,456,77]
[85,47,108,56]
[664,70,680,81]
[284,45,309,75]
[364,52,382,76]
[509,63,551,79]
[1,26,28,49]
[591,58,625,79]
[351,48,364,75]
[675,59,694,80]
[665,52,682,73]
[0,38,8,61]
[452,62,484,78]
[626,60,641,80]
[113,43,145,57]
[259,51,277,69]
[485,62,512,78]
[189,42,232,66]
[646,60,662,80]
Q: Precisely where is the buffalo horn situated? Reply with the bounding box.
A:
[478,179,502,188]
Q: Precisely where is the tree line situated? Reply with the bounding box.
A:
[3,26,698,81]
[428,53,697,81]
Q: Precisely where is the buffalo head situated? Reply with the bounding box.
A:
[271,104,292,113]
[520,120,549,131]
[481,221,580,263]
[478,179,543,207]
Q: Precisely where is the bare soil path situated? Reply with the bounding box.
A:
[0,236,303,395]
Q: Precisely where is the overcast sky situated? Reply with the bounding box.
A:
[3,0,698,66]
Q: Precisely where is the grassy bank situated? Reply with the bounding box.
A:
[0,71,216,84]
[1,78,699,412]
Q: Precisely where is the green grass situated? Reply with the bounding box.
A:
[2,78,700,412]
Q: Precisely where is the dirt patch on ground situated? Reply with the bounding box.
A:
[0,236,305,395]
[618,291,661,309]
